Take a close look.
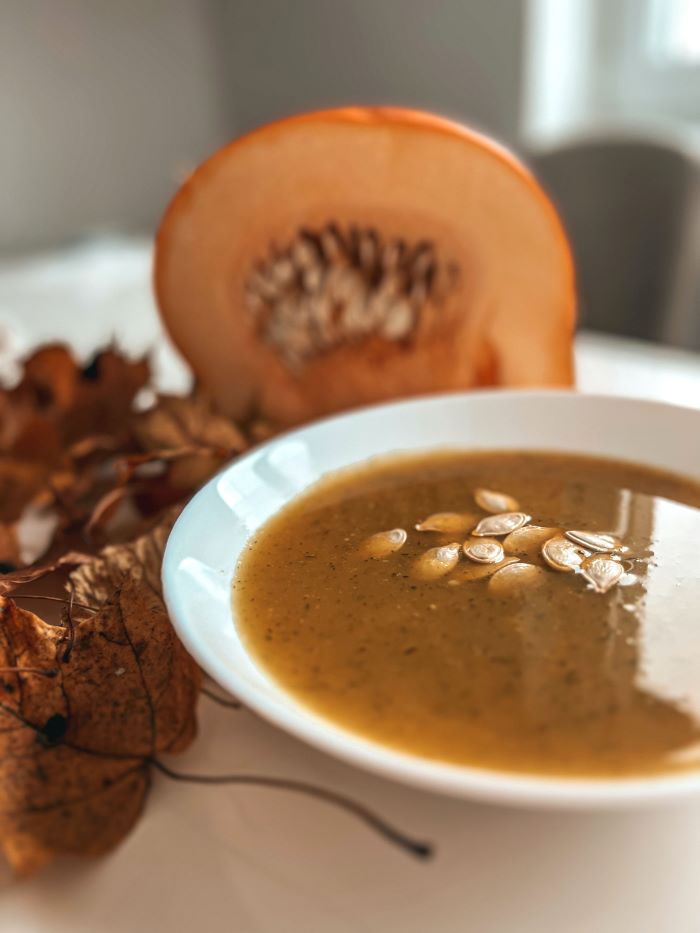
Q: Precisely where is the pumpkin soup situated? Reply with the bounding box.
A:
[233,452,700,777]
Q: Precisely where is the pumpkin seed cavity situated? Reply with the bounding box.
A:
[245,224,460,369]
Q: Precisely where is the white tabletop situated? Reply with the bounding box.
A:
[2,241,700,933]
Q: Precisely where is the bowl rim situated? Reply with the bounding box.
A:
[162,389,700,809]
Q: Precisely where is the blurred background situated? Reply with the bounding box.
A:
[1,0,699,350]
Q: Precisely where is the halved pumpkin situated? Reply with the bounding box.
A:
[155,107,575,425]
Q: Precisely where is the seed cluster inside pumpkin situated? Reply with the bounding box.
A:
[244,223,460,368]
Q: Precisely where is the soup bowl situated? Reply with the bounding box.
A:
[162,391,700,809]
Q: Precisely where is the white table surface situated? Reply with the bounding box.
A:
[2,241,700,933]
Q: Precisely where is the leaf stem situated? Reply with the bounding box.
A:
[61,589,76,662]
[201,686,241,709]
[12,593,97,612]
[149,758,433,861]
[0,666,59,678]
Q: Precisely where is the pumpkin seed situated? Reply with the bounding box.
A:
[451,556,519,583]
[541,535,588,572]
[413,543,461,581]
[581,555,623,593]
[488,562,548,595]
[472,512,531,537]
[474,488,520,513]
[415,511,475,534]
[463,538,505,564]
[503,525,561,562]
[565,530,621,553]
[360,528,407,559]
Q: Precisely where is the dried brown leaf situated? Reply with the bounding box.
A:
[0,346,254,875]
[0,552,92,596]
[0,523,20,569]
[0,345,152,559]
[132,394,246,453]
[0,459,50,523]
[128,395,248,501]
[67,435,120,460]
[2,344,149,458]
[0,573,199,875]
[84,486,134,538]
[69,509,179,608]
[21,344,78,409]
[67,348,149,444]
[247,418,276,444]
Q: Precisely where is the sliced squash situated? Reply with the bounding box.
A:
[155,107,575,425]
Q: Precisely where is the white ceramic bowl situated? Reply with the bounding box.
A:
[163,391,700,809]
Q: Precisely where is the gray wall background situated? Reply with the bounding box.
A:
[0,0,525,255]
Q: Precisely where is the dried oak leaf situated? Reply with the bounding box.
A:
[69,510,178,607]
[0,459,69,570]
[10,344,149,450]
[0,552,92,597]
[130,393,247,494]
[131,393,246,454]
[0,523,20,569]
[0,459,52,523]
[0,505,63,574]
[0,516,199,875]
[81,395,250,531]
[0,344,151,561]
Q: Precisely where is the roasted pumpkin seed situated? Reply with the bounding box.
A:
[463,538,505,564]
[413,543,462,581]
[503,524,561,561]
[474,488,520,513]
[542,535,588,572]
[415,511,475,534]
[565,530,621,553]
[473,512,531,537]
[360,528,407,559]
[581,555,624,593]
[488,561,548,595]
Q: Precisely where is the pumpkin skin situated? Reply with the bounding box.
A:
[155,107,575,425]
